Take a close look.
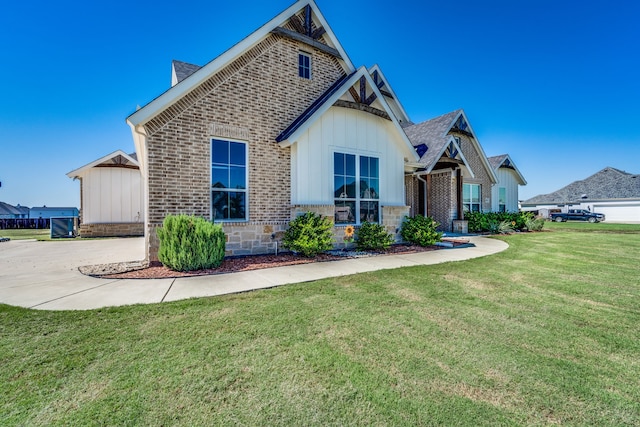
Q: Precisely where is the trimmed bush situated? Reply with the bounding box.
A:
[355,222,394,251]
[400,215,443,246]
[282,212,334,257]
[157,214,226,272]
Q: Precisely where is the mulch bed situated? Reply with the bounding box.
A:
[89,240,470,280]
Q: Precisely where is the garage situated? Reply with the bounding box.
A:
[593,204,640,223]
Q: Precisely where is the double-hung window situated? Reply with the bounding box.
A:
[463,183,481,213]
[334,152,379,224]
[211,139,247,221]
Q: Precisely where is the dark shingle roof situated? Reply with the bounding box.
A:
[172,60,202,84]
[0,201,22,216]
[403,110,460,168]
[487,154,508,170]
[524,167,640,204]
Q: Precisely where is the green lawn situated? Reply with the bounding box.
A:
[0,229,50,240]
[2,229,640,426]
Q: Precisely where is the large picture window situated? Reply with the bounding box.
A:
[334,152,379,224]
[211,139,247,221]
[463,183,481,213]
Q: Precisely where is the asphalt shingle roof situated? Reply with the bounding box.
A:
[172,60,202,84]
[403,110,460,168]
[487,154,508,170]
[524,167,640,204]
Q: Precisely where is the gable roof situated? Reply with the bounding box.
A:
[275,66,419,161]
[0,201,23,217]
[487,154,527,185]
[67,150,139,179]
[171,60,202,86]
[367,65,410,125]
[523,167,640,205]
[404,109,497,182]
[127,0,354,129]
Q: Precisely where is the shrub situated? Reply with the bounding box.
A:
[355,222,394,251]
[524,214,546,232]
[282,212,334,257]
[400,215,443,246]
[157,214,226,272]
[497,220,515,234]
[465,211,529,233]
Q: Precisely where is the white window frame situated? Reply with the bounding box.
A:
[463,183,481,213]
[333,151,380,225]
[211,138,248,222]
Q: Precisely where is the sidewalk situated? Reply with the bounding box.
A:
[0,236,508,311]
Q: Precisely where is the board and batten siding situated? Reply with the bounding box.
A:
[82,167,144,223]
[492,167,521,212]
[290,106,408,207]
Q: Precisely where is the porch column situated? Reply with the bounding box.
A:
[456,168,463,220]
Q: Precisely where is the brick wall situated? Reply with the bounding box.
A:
[453,131,494,212]
[140,33,346,260]
[79,222,144,238]
[429,170,455,232]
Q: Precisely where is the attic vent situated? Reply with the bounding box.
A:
[581,194,588,199]
[415,144,428,158]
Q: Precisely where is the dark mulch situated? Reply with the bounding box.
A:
[96,240,469,280]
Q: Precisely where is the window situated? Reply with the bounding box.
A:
[498,187,506,212]
[334,152,379,224]
[298,52,311,79]
[463,183,481,213]
[211,139,247,221]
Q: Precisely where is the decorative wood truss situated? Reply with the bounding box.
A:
[271,5,341,58]
[336,75,390,120]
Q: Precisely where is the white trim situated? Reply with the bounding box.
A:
[126,0,354,128]
[367,64,410,124]
[422,136,475,179]
[445,110,498,184]
[278,66,420,162]
[493,154,527,185]
[66,150,139,179]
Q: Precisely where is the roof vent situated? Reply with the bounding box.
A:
[581,194,588,199]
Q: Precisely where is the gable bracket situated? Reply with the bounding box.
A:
[360,76,366,104]
[349,87,361,103]
[364,92,377,106]
[305,5,313,37]
[271,27,342,58]
[333,99,391,120]
[448,142,459,159]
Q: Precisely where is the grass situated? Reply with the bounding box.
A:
[2,228,640,425]
[0,229,50,240]
[545,220,640,234]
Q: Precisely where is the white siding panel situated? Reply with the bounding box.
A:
[81,167,143,224]
[492,168,521,212]
[292,107,407,206]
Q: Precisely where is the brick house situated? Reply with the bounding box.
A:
[127,0,524,261]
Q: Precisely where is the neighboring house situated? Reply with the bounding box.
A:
[0,202,27,219]
[522,167,640,223]
[126,0,525,261]
[487,154,527,212]
[30,206,79,219]
[67,150,144,237]
[404,110,498,231]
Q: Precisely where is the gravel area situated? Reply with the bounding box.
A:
[81,240,470,280]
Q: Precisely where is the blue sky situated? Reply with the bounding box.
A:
[1,0,638,208]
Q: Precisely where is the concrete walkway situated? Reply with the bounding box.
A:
[0,236,508,311]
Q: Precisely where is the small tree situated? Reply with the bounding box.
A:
[400,215,442,246]
[282,212,334,257]
[157,214,226,272]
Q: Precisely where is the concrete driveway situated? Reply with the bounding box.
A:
[0,236,508,311]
